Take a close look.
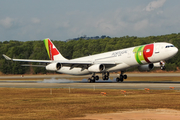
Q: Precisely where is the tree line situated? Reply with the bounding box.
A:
[0,33,180,74]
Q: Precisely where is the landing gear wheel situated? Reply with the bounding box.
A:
[116,71,127,83]
[91,79,95,83]
[161,66,165,70]
[106,76,109,80]
[102,76,106,80]
[120,75,124,82]
[88,73,98,83]
[88,78,91,83]
[102,72,110,80]
[119,71,127,82]
[116,77,123,82]
[88,78,95,83]
[95,76,99,80]
[116,77,120,82]
[91,76,96,83]
[123,74,127,79]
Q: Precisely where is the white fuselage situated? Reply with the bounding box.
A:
[57,42,178,75]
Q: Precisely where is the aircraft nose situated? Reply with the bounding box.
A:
[167,46,178,58]
[174,47,178,54]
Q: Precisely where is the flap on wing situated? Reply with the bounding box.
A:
[93,61,122,64]
[21,64,46,67]
[52,60,121,65]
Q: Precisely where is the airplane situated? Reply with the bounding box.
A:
[3,38,178,83]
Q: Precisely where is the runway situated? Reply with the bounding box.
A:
[0,82,180,90]
[0,73,180,90]
[1,73,180,80]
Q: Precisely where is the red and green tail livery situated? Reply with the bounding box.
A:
[44,38,60,60]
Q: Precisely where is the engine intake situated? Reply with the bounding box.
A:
[46,63,62,71]
[88,64,105,72]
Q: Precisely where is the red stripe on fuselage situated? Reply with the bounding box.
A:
[143,44,154,63]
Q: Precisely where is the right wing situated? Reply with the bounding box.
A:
[3,54,121,65]
[3,54,53,63]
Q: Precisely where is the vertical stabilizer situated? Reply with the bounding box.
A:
[43,38,67,61]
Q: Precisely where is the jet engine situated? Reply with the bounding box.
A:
[88,64,105,72]
[46,63,62,71]
[138,64,154,71]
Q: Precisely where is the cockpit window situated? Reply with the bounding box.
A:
[165,45,175,48]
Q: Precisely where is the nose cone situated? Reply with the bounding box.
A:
[167,46,178,59]
[174,47,178,55]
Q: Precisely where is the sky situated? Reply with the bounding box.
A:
[0,0,180,41]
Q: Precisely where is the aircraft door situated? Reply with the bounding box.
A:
[155,45,160,54]
[153,44,162,61]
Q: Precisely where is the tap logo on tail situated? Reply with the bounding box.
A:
[133,44,154,64]
[44,38,59,60]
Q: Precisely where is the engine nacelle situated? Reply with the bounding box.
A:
[88,64,105,72]
[138,64,154,71]
[46,63,62,71]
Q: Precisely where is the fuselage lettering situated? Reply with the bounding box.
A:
[112,50,127,57]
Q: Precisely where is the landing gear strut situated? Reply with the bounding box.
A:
[116,71,127,82]
[88,73,99,83]
[102,72,109,80]
[160,61,165,70]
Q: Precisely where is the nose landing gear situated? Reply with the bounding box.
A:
[160,61,166,70]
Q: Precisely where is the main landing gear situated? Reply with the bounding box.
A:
[88,72,110,83]
[102,72,109,80]
[88,71,127,83]
[88,73,99,83]
[116,71,127,82]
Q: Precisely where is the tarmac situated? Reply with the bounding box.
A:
[0,73,180,90]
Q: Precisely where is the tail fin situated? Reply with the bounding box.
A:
[43,38,67,60]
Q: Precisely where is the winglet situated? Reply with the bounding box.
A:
[2,54,12,60]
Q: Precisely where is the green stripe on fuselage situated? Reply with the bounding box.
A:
[133,45,145,64]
